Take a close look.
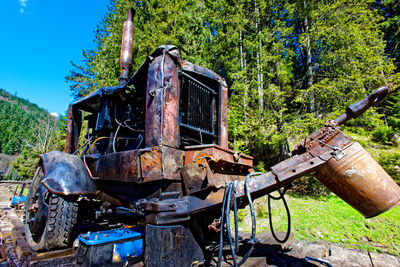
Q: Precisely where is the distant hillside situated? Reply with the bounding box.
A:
[0,89,56,155]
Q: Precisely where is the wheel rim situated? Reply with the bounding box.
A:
[27,174,49,242]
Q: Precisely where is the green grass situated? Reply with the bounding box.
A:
[237,194,400,256]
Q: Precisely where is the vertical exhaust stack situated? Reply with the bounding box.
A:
[119,8,135,85]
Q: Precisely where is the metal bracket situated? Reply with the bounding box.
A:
[332,147,346,160]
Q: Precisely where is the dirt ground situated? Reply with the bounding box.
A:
[0,184,14,203]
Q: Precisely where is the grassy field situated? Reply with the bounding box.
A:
[237,193,400,256]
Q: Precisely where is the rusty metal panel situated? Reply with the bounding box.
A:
[40,151,96,195]
[140,146,184,182]
[219,79,228,149]
[64,105,82,154]
[145,56,164,147]
[140,147,163,180]
[315,142,400,218]
[85,146,184,183]
[85,150,140,182]
[182,145,252,193]
[162,146,184,180]
[181,163,207,194]
[162,54,181,147]
[181,157,251,194]
[145,49,181,148]
[184,144,253,166]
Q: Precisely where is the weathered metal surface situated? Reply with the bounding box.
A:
[140,146,184,182]
[290,120,352,157]
[85,146,184,183]
[335,86,388,125]
[181,145,253,194]
[184,144,253,166]
[119,8,135,85]
[64,105,82,154]
[315,142,400,218]
[96,191,123,206]
[219,78,229,149]
[205,160,251,189]
[181,163,207,194]
[145,47,181,148]
[181,158,251,194]
[40,151,96,195]
[85,150,140,182]
[145,224,204,267]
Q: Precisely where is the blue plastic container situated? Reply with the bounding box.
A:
[76,228,144,267]
[10,196,27,206]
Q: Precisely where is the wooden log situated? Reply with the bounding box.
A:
[32,248,75,262]
[16,237,32,259]
[0,181,31,184]
[6,209,24,229]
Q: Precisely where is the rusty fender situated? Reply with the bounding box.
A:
[40,151,96,196]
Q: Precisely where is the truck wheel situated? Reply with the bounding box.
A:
[25,167,78,251]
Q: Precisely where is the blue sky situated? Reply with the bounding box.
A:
[0,0,109,116]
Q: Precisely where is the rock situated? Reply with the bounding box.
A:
[369,252,400,267]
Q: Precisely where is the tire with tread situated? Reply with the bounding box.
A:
[46,195,78,249]
[25,167,79,251]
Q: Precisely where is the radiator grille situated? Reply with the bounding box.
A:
[179,72,217,145]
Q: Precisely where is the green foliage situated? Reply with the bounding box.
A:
[12,148,40,178]
[0,89,57,155]
[378,150,400,184]
[382,90,400,132]
[237,209,246,223]
[0,88,65,179]
[290,175,331,197]
[376,0,400,68]
[372,125,395,143]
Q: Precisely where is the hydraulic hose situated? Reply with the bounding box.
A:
[268,186,291,243]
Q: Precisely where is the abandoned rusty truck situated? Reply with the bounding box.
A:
[24,8,400,266]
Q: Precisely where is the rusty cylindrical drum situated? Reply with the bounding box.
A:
[315,142,400,218]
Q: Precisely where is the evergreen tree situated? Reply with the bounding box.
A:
[288,0,396,133]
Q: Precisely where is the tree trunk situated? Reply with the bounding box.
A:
[240,30,248,115]
[303,0,315,113]
[255,0,263,111]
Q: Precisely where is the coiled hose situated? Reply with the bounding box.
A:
[268,185,291,243]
